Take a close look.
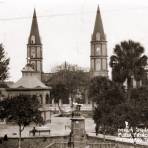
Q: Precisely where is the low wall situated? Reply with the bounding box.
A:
[0,136,69,148]
[88,136,148,148]
[0,135,148,148]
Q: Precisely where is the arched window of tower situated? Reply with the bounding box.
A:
[31,35,35,44]
[96,46,101,55]
[37,47,41,58]
[96,32,100,41]
[31,47,36,58]
[30,62,35,70]
[96,59,101,71]
[102,45,107,56]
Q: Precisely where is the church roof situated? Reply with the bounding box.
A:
[28,9,41,45]
[92,5,106,41]
[11,76,49,89]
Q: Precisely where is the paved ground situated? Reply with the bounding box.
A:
[0,116,95,137]
[0,116,148,146]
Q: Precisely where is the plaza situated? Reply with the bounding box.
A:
[0,116,95,138]
[0,0,148,147]
[0,115,148,147]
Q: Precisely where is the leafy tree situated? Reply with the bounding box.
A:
[51,83,69,104]
[48,62,89,104]
[131,87,148,109]
[110,40,147,102]
[0,95,43,148]
[117,103,143,146]
[89,76,125,140]
[0,44,10,83]
[116,87,148,146]
[129,87,148,129]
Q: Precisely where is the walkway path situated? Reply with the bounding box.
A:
[0,116,148,146]
[0,117,95,137]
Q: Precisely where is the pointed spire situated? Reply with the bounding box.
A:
[28,9,41,45]
[92,5,106,41]
[33,8,37,18]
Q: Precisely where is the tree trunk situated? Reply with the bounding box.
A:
[103,125,106,142]
[103,131,106,142]
[57,102,62,115]
[92,100,95,110]
[18,125,22,148]
[127,77,132,103]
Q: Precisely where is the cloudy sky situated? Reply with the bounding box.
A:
[0,0,148,81]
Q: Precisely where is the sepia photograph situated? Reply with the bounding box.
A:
[0,0,148,147]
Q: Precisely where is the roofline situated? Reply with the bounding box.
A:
[6,87,51,91]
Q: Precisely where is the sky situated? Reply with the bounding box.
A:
[0,0,148,81]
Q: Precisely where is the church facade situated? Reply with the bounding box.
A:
[0,6,109,108]
[27,6,109,88]
[0,4,147,122]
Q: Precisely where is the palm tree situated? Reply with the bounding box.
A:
[110,40,147,102]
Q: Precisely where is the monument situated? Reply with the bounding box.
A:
[68,103,87,148]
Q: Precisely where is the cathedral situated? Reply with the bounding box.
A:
[0,6,109,120]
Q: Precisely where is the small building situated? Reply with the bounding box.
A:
[8,64,50,103]
[4,64,51,121]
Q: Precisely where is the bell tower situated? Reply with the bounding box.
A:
[27,9,43,74]
[90,5,108,78]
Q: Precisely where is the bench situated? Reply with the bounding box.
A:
[29,127,50,136]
